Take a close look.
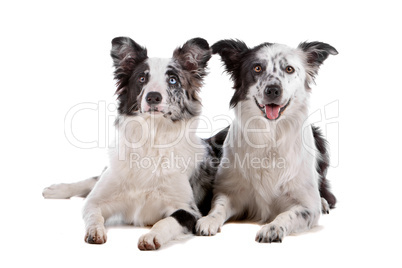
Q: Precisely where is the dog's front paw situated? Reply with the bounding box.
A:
[195,216,222,236]
[85,224,107,244]
[255,224,285,243]
[138,232,162,251]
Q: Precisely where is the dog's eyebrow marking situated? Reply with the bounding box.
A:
[166,69,179,78]
[166,65,180,76]
[167,64,178,71]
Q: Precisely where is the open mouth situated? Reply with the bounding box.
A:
[254,97,291,120]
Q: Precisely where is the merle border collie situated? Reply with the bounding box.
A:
[196,39,337,243]
[43,37,222,250]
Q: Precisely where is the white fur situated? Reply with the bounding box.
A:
[139,58,170,113]
[43,177,98,199]
[81,111,204,246]
[43,37,216,250]
[44,57,206,249]
[196,43,323,242]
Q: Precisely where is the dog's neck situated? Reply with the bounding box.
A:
[115,113,201,150]
[230,98,310,152]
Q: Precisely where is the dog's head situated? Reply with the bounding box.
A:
[111,37,211,121]
[212,40,337,120]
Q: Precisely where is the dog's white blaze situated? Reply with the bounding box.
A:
[140,58,170,113]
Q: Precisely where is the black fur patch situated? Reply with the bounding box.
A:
[170,209,197,233]
[110,37,148,115]
[110,37,211,120]
[205,126,229,159]
[189,127,230,216]
[212,40,274,108]
[298,41,338,67]
[190,141,219,216]
[298,41,338,89]
[312,125,337,208]
[212,40,251,107]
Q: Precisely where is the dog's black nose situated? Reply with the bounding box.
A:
[145,92,162,105]
[264,85,282,100]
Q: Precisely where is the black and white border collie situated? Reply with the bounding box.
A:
[196,39,337,243]
[43,37,220,250]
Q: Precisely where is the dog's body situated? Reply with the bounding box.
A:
[196,40,337,242]
[43,37,220,250]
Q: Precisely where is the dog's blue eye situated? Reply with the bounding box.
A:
[169,77,177,85]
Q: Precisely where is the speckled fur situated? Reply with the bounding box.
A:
[196,39,337,243]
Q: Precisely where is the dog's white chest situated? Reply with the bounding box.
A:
[124,188,171,226]
[104,115,204,225]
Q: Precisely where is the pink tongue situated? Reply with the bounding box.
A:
[265,105,281,120]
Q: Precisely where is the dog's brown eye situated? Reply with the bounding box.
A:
[286,66,295,74]
[139,76,146,83]
[254,65,262,73]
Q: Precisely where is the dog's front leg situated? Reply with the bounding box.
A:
[255,205,320,243]
[195,193,234,236]
[81,168,117,244]
[138,209,198,250]
[82,203,108,244]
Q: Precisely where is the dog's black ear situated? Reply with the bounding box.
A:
[298,41,338,86]
[173,38,211,76]
[111,37,148,94]
[212,40,249,108]
[298,41,338,67]
[212,39,249,75]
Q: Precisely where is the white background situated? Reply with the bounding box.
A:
[1,0,401,267]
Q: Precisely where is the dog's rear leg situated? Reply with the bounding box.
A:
[321,198,330,214]
[42,176,99,199]
[312,126,337,208]
[42,167,106,199]
[138,209,198,250]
